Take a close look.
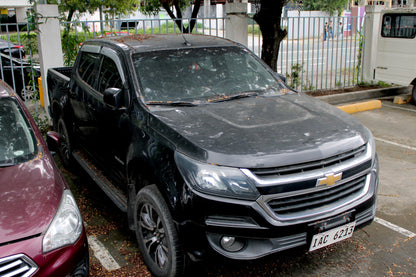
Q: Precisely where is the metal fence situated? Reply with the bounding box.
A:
[59,17,226,65]
[0,22,40,104]
[248,15,366,92]
[0,15,366,102]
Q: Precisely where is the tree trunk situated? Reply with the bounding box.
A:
[253,0,287,72]
[162,1,201,33]
[189,0,201,32]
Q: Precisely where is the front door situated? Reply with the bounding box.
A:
[87,47,130,183]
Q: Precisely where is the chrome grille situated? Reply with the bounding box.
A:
[0,254,38,277]
[242,143,374,222]
[250,145,366,177]
[267,175,367,215]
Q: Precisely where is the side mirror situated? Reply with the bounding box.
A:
[46,131,61,154]
[103,87,123,109]
[277,73,287,83]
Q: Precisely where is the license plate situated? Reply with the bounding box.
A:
[309,221,356,252]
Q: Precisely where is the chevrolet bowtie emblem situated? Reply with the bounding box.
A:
[317,172,342,187]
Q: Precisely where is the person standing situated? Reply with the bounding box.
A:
[323,22,328,41]
[329,21,334,39]
[338,21,343,37]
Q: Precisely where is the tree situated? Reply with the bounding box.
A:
[253,0,288,72]
[139,0,201,33]
[302,0,349,16]
[47,0,138,23]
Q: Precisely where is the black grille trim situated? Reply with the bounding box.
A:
[267,176,367,215]
[257,160,372,195]
[251,145,366,177]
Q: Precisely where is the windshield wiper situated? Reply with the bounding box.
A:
[210,90,261,103]
[0,162,15,168]
[146,101,200,107]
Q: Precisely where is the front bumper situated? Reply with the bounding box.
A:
[178,160,379,260]
[0,227,89,277]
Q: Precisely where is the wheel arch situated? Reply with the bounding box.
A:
[125,140,182,231]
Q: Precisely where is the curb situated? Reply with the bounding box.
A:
[337,100,382,114]
[316,85,412,105]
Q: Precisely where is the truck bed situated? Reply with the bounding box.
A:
[47,67,72,116]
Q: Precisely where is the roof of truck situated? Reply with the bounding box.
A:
[88,34,239,53]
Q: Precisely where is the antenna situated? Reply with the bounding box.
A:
[181,33,192,46]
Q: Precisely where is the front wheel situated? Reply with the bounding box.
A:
[134,185,186,277]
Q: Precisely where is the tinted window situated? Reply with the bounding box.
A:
[78,52,100,87]
[0,98,38,166]
[97,57,122,93]
[382,13,416,38]
[133,47,284,103]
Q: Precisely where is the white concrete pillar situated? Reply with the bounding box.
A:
[362,5,384,83]
[204,0,210,17]
[15,7,28,23]
[35,4,64,111]
[216,4,224,30]
[225,2,248,47]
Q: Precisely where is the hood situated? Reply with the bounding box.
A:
[149,94,369,168]
[0,153,64,244]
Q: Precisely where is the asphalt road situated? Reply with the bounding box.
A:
[59,98,416,276]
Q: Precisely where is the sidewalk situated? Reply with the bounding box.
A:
[316,85,412,114]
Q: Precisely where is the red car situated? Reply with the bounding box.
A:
[0,80,88,276]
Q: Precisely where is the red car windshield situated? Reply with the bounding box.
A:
[0,98,38,166]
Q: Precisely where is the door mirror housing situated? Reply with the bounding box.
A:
[277,73,286,83]
[103,87,123,109]
[46,131,61,155]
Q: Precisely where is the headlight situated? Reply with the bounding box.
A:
[175,152,260,200]
[366,128,376,162]
[43,190,83,253]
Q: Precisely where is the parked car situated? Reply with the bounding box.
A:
[0,38,25,59]
[0,53,40,100]
[0,79,89,276]
[48,34,379,277]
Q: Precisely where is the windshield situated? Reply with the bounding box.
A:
[133,46,285,104]
[0,98,38,166]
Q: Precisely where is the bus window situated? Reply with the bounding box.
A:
[381,14,416,38]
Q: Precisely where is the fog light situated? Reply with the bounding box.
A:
[220,236,244,252]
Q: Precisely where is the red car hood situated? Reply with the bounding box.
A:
[0,154,64,244]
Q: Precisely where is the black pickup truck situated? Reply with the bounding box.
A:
[48,34,379,277]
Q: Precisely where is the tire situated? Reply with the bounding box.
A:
[412,85,416,105]
[20,85,35,101]
[134,185,186,277]
[57,117,74,168]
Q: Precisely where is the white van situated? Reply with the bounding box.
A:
[374,8,416,104]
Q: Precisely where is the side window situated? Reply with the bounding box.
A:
[97,57,122,93]
[77,52,100,88]
[382,14,416,39]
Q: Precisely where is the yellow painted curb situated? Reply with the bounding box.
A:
[337,100,382,114]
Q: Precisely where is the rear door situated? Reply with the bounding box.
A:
[70,44,101,151]
[375,11,416,86]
